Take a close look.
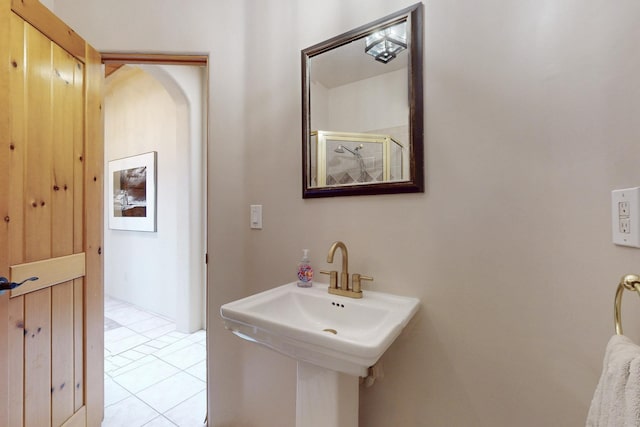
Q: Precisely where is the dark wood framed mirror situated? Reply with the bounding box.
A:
[302,3,424,198]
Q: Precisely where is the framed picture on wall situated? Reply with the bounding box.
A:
[108,151,157,232]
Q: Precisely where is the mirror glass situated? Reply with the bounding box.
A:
[302,3,423,198]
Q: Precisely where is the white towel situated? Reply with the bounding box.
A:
[587,335,640,426]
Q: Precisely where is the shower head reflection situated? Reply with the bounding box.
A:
[334,144,363,156]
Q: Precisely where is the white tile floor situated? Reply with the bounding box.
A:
[103,296,207,427]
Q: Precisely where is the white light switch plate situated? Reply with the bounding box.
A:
[612,187,640,247]
[250,204,263,229]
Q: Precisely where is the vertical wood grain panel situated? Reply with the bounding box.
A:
[52,281,74,426]
[73,278,84,411]
[51,44,75,258]
[6,14,26,427]
[24,23,52,263]
[0,303,8,422]
[8,12,25,266]
[73,61,84,255]
[1,9,20,426]
[10,0,85,62]
[4,3,97,426]
[0,1,9,423]
[84,44,104,427]
[0,299,8,427]
[24,288,52,427]
[7,296,24,427]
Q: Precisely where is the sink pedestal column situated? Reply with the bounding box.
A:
[296,361,359,427]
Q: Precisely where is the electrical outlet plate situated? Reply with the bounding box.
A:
[612,187,640,247]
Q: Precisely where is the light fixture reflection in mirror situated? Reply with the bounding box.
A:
[365,22,407,64]
[302,3,423,198]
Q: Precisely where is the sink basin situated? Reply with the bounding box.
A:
[220,282,419,376]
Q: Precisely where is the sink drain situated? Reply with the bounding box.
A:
[323,328,337,335]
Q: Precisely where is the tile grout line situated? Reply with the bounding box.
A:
[103,296,207,427]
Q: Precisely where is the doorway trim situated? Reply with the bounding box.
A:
[102,53,208,78]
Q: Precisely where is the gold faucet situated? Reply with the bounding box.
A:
[320,241,373,299]
[328,241,349,290]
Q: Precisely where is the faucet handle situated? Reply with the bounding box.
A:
[352,273,373,293]
[319,270,338,289]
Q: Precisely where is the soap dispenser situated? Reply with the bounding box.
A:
[297,249,313,288]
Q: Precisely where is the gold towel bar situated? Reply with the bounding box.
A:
[615,274,640,335]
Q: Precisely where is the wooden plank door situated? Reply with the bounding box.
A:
[0,1,104,426]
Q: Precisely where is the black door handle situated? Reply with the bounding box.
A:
[0,276,39,291]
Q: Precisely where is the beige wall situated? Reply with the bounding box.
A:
[104,67,179,319]
[328,68,408,132]
[53,0,640,426]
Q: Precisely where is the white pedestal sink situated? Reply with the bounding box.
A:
[220,282,419,427]
[296,361,358,427]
